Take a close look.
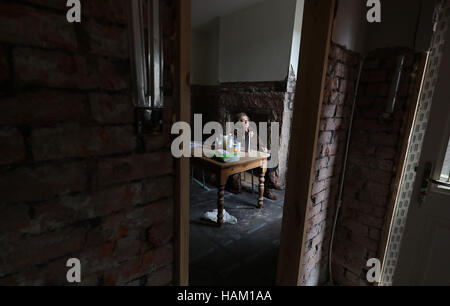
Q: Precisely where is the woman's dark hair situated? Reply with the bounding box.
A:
[235,112,249,122]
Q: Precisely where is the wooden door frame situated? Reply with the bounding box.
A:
[174,0,336,286]
[276,0,336,285]
[174,0,191,286]
[376,52,429,285]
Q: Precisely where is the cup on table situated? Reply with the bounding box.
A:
[216,136,223,149]
[236,142,241,154]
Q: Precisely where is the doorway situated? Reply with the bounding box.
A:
[174,0,337,286]
[188,0,303,286]
[380,0,450,285]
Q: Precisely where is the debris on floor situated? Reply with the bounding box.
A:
[202,209,238,225]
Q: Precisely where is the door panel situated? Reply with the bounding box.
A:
[393,14,450,285]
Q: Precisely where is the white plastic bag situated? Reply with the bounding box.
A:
[201,209,237,225]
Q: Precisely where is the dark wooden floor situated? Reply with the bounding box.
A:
[189,178,285,286]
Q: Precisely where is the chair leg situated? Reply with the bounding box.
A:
[251,170,255,193]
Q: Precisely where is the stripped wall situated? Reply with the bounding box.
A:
[0,0,177,285]
[300,42,360,285]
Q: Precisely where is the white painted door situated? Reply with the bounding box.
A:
[393,23,450,285]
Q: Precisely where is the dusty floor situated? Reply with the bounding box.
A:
[189,174,285,286]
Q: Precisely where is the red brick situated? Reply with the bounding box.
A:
[0,161,87,203]
[74,247,117,279]
[31,183,141,234]
[372,205,386,218]
[311,176,338,195]
[91,183,142,217]
[339,105,354,120]
[24,0,128,25]
[344,220,369,237]
[96,152,173,187]
[113,244,173,285]
[368,70,387,83]
[351,142,377,156]
[320,118,343,131]
[22,0,64,10]
[13,255,80,285]
[0,2,77,51]
[314,156,335,172]
[0,128,26,165]
[330,45,344,61]
[370,133,399,147]
[126,199,173,231]
[307,209,328,227]
[351,234,378,253]
[342,199,370,217]
[86,213,125,246]
[29,193,88,234]
[335,63,349,78]
[140,243,173,272]
[84,0,128,24]
[366,181,390,195]
[357,213,384,230]
[13,47,128,91]
[338,79,349,93]
[89,93,134,124]
[114,234,143,261]
[305,221,327,241]
[364,168,392,185]
[146,264,173,286]
[0,91,88,126]
[84,20,128,59]
[0,226,86,277]
[358,185,389,207]
[364,58,380,70]
[367,83,389,97]
[32,125,136,161]
[0,203,30,236]
[369,228,381,240]
[99,241,116,258]
[317,131,333,145]
[307,205,323,224]
[361,104,385,119]
[320,142,340,157]
[331,78,340,91]
[143,134,172,152]
[111,257,142,285]
[330,91,345,105]
[146,217,174,249]
[142,175,173,204]
[317,166,335,181]
[321,104,336,118]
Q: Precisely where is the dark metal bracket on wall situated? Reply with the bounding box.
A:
[129,0,165,135]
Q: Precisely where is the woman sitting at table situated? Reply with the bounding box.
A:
[225,112,282,200]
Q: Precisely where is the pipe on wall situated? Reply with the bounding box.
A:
[328,55,366,285]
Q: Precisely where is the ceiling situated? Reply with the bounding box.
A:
[192,0,264,29]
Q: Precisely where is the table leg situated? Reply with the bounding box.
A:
[258,171,266,209]
[217,185,225,226]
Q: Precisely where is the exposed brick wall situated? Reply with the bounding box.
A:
[0,0,177,285]
[300,43,360,285]
[332,48,421,286]
[192,81,286,127]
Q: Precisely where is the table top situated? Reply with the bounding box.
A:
[191,147,270,169]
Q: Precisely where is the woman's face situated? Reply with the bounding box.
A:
[239,116,250,132]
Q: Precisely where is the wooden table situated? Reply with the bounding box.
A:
[191,148,270,226]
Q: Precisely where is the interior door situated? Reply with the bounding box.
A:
[393,24,450,285]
